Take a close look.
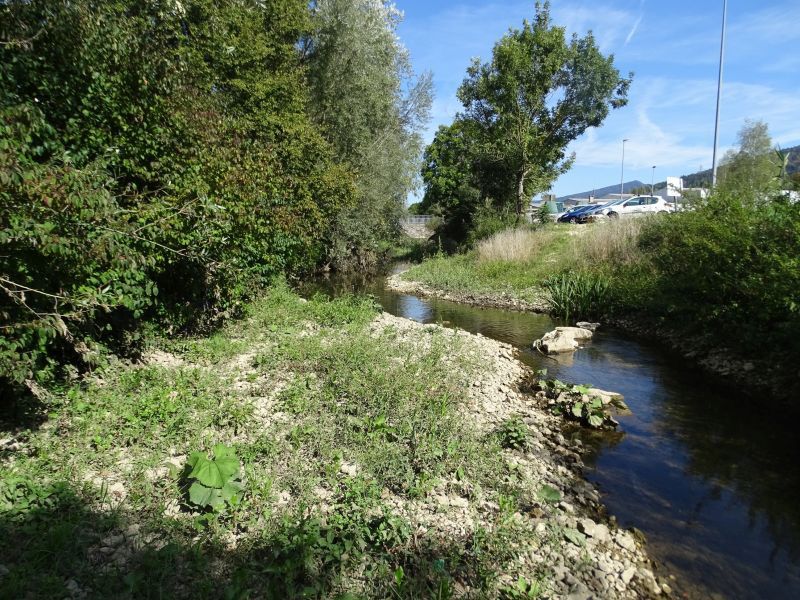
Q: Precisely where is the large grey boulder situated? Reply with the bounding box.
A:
[533,327,593,354]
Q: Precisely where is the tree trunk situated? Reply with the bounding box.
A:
[515,167,530,223]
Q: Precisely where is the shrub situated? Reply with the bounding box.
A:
[0,0,356,395]
[466,204,519,247]
[636,190,800,358]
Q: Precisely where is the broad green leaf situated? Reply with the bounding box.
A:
[189,481,214,507]
[188,455,224,488]
[571,402,584,418]
[563,527,586,546]
[189,446,239,488]
[221,480,243,504]
[587,414,604,427]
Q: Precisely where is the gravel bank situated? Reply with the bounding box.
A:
[386,272,550,313]
[373,312,674,598]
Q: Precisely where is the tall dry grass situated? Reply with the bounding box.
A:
[567,217,647,266]
[475,227,562,263]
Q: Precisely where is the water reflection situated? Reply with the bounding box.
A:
[301,273,800,599]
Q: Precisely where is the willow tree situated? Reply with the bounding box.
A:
[306,0,432,268]
[457,2,631,219]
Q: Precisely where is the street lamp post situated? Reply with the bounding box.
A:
[651,166,656,194]
[620,138,629,198]
[711,0,728,188]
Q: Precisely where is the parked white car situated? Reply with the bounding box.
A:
[606,195,675,218]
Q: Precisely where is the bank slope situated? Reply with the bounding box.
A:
[0,284,664,599]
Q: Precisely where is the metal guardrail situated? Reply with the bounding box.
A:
[400,215,435,225]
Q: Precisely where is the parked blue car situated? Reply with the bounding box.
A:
[557,204,595,223]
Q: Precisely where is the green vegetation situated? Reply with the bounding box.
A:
[0,286,566,598]
[185,445,244,513]
[496,416,531,450]
[404,121,800,402]
[0,0,427,399]
[419,2,630,241]
[521,370,620,429]
[307,0,432,270]
[542,273,610,322]
[400,224,582,303]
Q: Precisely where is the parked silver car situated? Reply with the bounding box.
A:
[606,195,675,218]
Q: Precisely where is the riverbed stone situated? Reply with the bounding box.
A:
[621,567,636,584]
[615,533,636,552]
[533,327,593,354]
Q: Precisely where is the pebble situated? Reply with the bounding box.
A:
[449,496,469,508]
[339,461,359,476]
[615,533,636,552]
[621,567,636,584]
[578,518,597,537]
[552,565,570,582]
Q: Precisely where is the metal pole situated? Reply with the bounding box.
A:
[711,0,728,188]
[651,166,656,194]
[620,139,629,197]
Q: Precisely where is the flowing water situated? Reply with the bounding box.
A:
[302,267,800,599]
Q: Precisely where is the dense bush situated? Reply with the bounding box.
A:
[465,203,520,248]
[633,190,800,358]
[0,0,368,394]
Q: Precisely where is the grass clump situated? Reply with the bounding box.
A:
[476,227,564,263]
[542,272,611,322]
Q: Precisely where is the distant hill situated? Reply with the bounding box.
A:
[557,180,644,202]
[559,144,800,201]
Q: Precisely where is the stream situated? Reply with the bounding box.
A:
[302,267,800,599]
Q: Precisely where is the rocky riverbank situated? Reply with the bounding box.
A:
[392,269,788,409]
[374,313,673,598]
[0,286,675,598]
[386,272,550,312]
[608,314,788,406]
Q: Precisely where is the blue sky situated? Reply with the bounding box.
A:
[397,0,800,198]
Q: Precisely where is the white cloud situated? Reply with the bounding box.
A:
[730,4,800,42]
[625,14,643,45]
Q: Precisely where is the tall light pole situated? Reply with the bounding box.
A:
[711,0,728,188]
[651,166,656,194]
[620,138,629,198]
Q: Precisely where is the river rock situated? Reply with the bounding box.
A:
[621,567,636,585]
[533,327,593,354]
[615,532,636,552]
[576,321,600,331]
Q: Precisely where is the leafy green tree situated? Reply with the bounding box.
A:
[306,0,432,268]
[457,1,630,219]
[419,122,481,229]
[0,0,356,392]
[420,119,522,242]
[719,120,780,197]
